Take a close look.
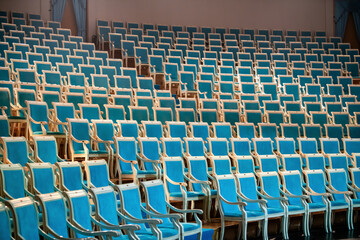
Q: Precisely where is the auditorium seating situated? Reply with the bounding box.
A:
[0,10,359,240]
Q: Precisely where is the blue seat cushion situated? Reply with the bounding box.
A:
[170,191,205,198]
[267,208,284,215]
[352,199,360,206]
[210,189,217,196]
[287,205,305,212]
[330,200,348,208]
[160,223,200,232]
[308,202,326,209]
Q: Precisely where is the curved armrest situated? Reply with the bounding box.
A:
[280,189,309,199]
[121,208,162,225]
[326,186,353,196]
[184,174,210,185]
[141,205,182,220]
[39,228,57,240]
[218,194,247,207]
[136,154,161,163]
[165,176,187,187]
[303,188,331,197]
[71,136,90,145]
[165,202,203,215]
[258,191,287,202]
[238,193,267,204]
[188,174,211,186]
[67,220,119,238]
[116,154,138,164]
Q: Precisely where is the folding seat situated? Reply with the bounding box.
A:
[2,136,34,167]
[244,109,263,127]
[344,138,360,167]
[331,112,350,135]
[284,101,301,112]
[347,102,360,117]
[304,102,322,115]
[37,191,116,239]
[26,162,58,195]
[229,138,257,174]
[284,83,300,101]
[304,169,349,232]
[259,171,304,239]
[281,170,330,236]
[299,138,318,158]
[323,124,344,151]
[0,163,30,200]
[27,99,66,137]
[347,124,360,139]
[207,138,234,175]
[276,137,303,171]
[265,110,284,128]
[215,174,267,240]
[326,169,355,230]
[259,123,278,149]
[310,111,328,136]
[199,108,219,125]
[67,118,108,161]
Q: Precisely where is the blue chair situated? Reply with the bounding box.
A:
[348,168,360,207]
[115,183,181,239]
[0,202,11,240]
[162,156,207,222]
[0,163,33,200]
[299,138,318,157]
[2,136,33,166]
[230,138,257,174]
[279,170,313,236]
[303,169,331,233]
[344,139,360,167]
[6,197,63,240]
[82,159,114,189]
[36,192,105,239]
[189,122,210,151]
[138,137,163,179]
[56,161,87,192]
[63,189,125,239]
[115,137,157,183]
[141,179,203,239]
[207,138,233,175]
[215,174,266,240]
[326,169,354,230]
[259,171,301,239]
[67,118,108,161]
[27,162,57,195]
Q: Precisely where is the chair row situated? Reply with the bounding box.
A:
[216,168,360,239]
[0,161,203,239]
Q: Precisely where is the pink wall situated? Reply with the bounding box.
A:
[87,0,334,41]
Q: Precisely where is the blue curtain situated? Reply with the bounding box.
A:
[335,0,360,40]
[73,0,87,41]
[51,0,66,22]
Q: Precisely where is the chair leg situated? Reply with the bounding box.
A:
[237,223,242,240]
[262,218,268,240]
[242,221,247,240]
[220,218,225,240]
[281,216,288,240]
[303,213,309,237]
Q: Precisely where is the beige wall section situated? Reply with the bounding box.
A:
[87,0,334,40]
[0,0,335,43]
[0,0,51,21]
